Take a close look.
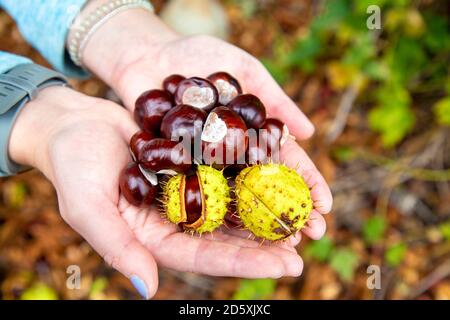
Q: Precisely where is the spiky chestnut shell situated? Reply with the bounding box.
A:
[235,164,312,241]
[163,165,231,234]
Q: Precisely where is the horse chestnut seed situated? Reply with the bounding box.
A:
[201,106,248,167]
[119,162,158,207]
[163,165,230,233]
[134,89,174,133]
[160,104,207,143]
[227,94,267,129]
[207,72,242,105]
[139,138,192,173]
[235,164,312,241]
[174,77,218,111]
[130,130,155,161]
[163,74,186,95]
[261,118,290,148]
[246,118,290,164]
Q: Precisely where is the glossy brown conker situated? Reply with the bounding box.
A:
[119,162,159,207]
[227,94,267,129]
[182,173,203,227]
[134,89,174,133]
[261,118,290,151]
[245,118,289,164]
[160,104,207,143]
[138,138,192,174]
[163,74,186,95]
[130,130,155,161]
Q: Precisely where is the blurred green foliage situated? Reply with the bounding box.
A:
[362,215,387,244]
[305,237,360,282]
[434,97,450,126]
[89,277,108,299]
[265,0,450,147]
[439,220,450,241]
[3,181,27,208]
[385,242,407,267]
[232,279,276,300]
[329,248,359,282]
[21,283,58,300]
[305,236,334,262]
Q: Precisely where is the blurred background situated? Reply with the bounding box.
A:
[0,0,449,300]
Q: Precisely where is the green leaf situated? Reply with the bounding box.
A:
[385,242,407,267]
[332,146,356,163]
[363,61,389,81]
[362,216,387,244]
[439,221,450,241]
[305,236,334,262]
[368,104,415,147]
[89,277,108,298]
[312,0,350,32]
[21,283,58,300]
[384,37,426,85]
[342,32,376,68]
[288,32,322,73]
[424,12,450,53]
[368,85,414,147]
[262,59,288,85]
[433,97,450,126]
[354,0,389,14]
[232,279,276,300]
[329,248,359,282]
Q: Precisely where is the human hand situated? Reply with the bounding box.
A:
[80,8,333,238]
[9,86,321,299]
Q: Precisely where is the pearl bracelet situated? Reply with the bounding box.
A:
[68,0,154,68]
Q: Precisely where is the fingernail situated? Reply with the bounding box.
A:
[130,275,149,299]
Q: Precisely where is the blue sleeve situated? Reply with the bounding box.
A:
[0,0,89,78]
[0,51,32,74]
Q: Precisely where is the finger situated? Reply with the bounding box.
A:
[301,210,326,240]
[281,139,333,214]
[204,232,303,276]
[149,232,302,278]
[62,198,159,299]
[284,231,303,247]
[239,58,315,140]
[218,226,301,250]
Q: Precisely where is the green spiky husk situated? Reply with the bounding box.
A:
[163,165,231,234]
[164,174,183,225]
[235,163,312,241]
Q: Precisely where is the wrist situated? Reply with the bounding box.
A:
[69,1,179,89]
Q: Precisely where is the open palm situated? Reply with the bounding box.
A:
[44,98,329,299]
[112,34,333,243]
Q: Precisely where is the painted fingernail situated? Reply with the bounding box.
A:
[130,275,149,299]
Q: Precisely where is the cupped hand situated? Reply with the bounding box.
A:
[10,87,324,300]
[71,10,333,298]
[108,34,333,238]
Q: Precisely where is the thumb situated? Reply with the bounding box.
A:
[62,199,159,299]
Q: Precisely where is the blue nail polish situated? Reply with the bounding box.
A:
[130,275,148,299]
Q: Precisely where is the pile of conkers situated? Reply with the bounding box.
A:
[119,72,312,240]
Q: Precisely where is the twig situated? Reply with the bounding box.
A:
[325,85,358,144]
[408,259,450,299]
